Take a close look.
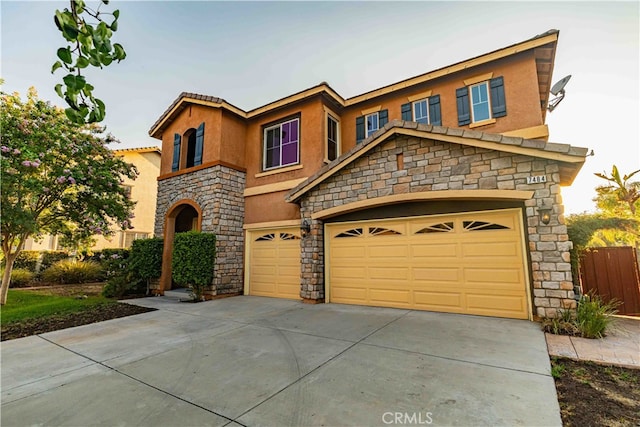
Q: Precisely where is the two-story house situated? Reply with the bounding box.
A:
[150,29,587,320]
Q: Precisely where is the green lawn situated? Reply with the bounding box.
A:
[1,289,114,325]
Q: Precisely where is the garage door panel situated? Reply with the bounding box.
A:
[466,294,527,319]
[369,289,411,304]
[369,267,410,281]
[413,268,460,282]
[328,209,529,319]
[463,268,522,286]
[414,291,462,308]
[411,243,458,258]
[463,242,520,258]
[368,244,409,259]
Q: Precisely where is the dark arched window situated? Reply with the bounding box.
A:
[171,122,204,172]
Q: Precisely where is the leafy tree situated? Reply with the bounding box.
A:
[52,0,126,124]
[0,88,137,304]
[594,165,640,216]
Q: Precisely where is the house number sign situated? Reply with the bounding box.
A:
[526,175,547,184]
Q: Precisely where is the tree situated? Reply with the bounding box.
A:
[0,88,137,304]
[52,0,126,124]
[594,165,640,216]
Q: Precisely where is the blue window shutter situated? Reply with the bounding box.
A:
[379,109,388,127]
[172,133,181,172]
[428,95,442,126]
[401,103,412,121]
[194,122,204,166]
[356,116,365,143]
[456,87,471,126]
[490,77,507,118]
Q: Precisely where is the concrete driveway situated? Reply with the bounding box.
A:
[2,295,560,426]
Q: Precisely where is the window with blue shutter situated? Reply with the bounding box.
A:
[172,133,181,172]
[428,95,442,126]
[356,116,365,143]
[456,87,471,126]
[490,77,507,118]
[401,103,412,121]
[194,122,204,166]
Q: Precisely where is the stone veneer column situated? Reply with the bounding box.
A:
[153,164,245,297]
[521,162,575,318]
[299,209,325,303]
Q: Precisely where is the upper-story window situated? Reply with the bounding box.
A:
[366,112,379,137]
[401,96,441,126]
[326,113,340,162]
[456,76,506,127]
[355,109,388,144]
[470,82,490,122]
[172,122,204,172]
[263,117,300,170]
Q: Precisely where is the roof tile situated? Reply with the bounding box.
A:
[446,128,464,137]
[462,129,483,139]
[543,142,571,153]
[500,135,524,146]
[480,132,503,143]
[521,139,546,149]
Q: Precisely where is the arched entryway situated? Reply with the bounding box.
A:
[159,200,203,292]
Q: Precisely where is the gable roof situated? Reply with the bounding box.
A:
[149,30,559,139]
[285,120,588,203]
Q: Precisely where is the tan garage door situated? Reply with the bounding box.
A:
[247,228,301,300]
[327,209,529,319]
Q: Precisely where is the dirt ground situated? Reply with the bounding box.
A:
[552,357,640,427]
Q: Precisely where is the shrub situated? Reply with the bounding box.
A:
[542,292,619,338]
[129,238,163,294]
[8,268,35,287]
[12,251,40,272]
[40,251,70,271]
[576,293,620,339]
[41,259,102,284]
[172,231,216,301]
[99,251,145,299]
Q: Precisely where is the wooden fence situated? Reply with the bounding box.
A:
[579,246,640,316]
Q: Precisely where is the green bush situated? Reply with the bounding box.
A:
[172,231,216,301]
[41,259,102,284]
[40,251,70,271]
[576,293,620,339]
[130,238,163,280]
[12,251,40,272]
[542,292,619,338]
[8,268,35,288]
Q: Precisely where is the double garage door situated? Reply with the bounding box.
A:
[248,209,530,319]
[327,209,530,319]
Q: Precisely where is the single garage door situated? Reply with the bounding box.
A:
[327,209,529,319]
[247,227,301,300]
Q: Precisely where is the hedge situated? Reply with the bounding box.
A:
[172,231,216,301]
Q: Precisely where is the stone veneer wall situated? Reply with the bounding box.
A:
[299,135,575,318]
[155,164,246,296]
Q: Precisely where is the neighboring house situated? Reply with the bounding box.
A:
[24,147,161,251]
[150,29,587,320]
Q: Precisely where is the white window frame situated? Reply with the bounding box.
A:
[412,98,429,124]
[263,117,300,171]
[365,112,379,137]
[325,109,340,163]
[469,81,491,123]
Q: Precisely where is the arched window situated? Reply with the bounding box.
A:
[171,122,204,172]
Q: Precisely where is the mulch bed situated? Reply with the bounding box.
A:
[552,357,640,426]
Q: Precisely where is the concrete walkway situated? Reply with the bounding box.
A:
[546,316,640,369]
[2,295,561,426]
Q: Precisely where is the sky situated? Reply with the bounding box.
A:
[1,1,639,215]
